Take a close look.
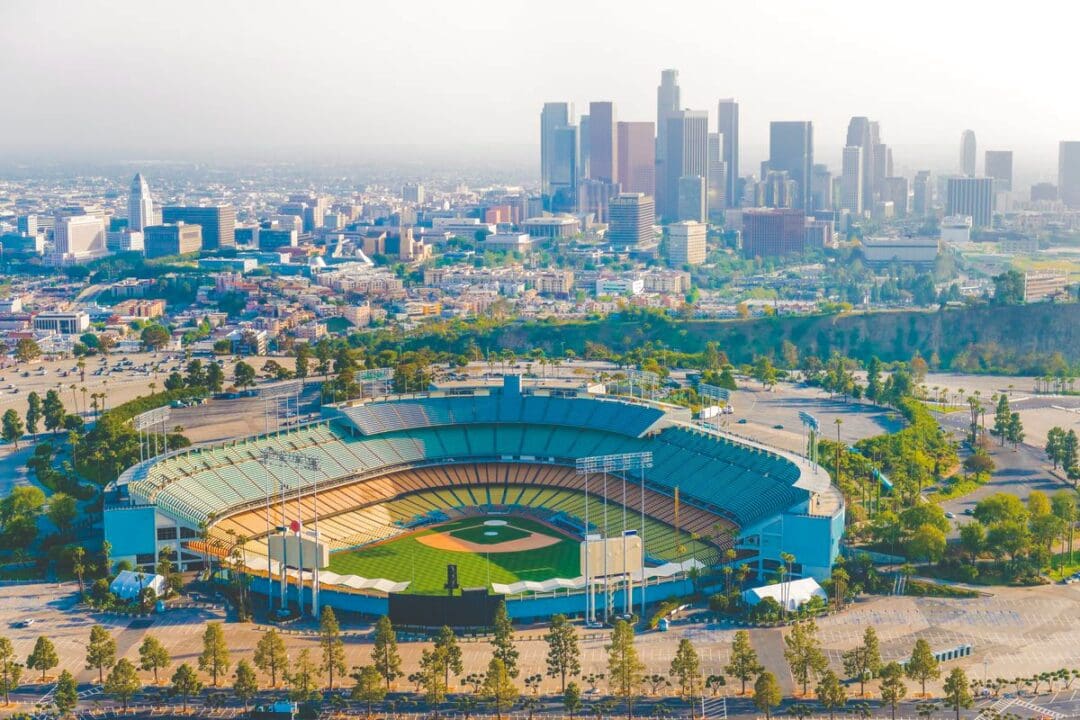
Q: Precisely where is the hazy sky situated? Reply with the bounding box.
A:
[1,0,1075,179]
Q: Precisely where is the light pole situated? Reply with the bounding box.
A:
[261,447,321,618]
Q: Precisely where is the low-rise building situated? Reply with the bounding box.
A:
[33,311,90,334]
[1024,271,1068,302]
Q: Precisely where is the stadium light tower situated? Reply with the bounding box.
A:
[576,451,652,623]
[134,406,171,462]
[261,447,322,618]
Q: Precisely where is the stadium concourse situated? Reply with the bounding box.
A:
[103,376,844,623]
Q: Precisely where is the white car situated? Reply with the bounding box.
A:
[12,618,35,628]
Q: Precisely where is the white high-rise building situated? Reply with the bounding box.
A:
[53,214,108,264]
[128,173,154,231]
[960,130,977,177]
[840,146,864,214]
[668,220,707,267]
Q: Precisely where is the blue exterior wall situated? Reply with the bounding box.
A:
[104,506,158,560]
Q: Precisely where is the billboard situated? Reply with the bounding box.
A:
[580,532,643,579]
[267,532,329,571]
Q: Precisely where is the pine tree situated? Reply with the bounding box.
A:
[104,658,141,712]
[544,614,580,692]
[199,622,231,686]
[753,672,782,720]
[606,619,644,720]
[170,663,202,711]
[842,627,882,696]
[25,392,42,436]
[419,648,448,717]
[138,635,170,685]
[54,669,78,717]
[491,601,519,678]
[943,667,972,720]
[879,662,908,720]
[563,681,583,720]
[725,629,763,695]
[319,607,346,690]
[254,628,288,687]
[784,620,828,696]
[482,657,518,720]
[371,616,402,689]
[905,638,940,696]
[993,395,1010,444]
[86,625,117,684]
[0,636,23,705]
[816,670,847,720]
[350,665,387,716]
[669,638,702,714]
[434,625,464,689]
[26,636,58,682]
[233,660,259,710]
[286,648,321,702]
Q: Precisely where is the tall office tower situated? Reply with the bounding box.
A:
[960,130,977,176]
[741,208,806,258]
[846,117,874,208]
[1058,141,1080,208]
[660,110,708,220]
[541,102,573,203]
[768,121,814,212]
[401,183,425,204]
[982,151,1013,193]
[677,175,707,222]
[16,214,38,236]
[616,121,655,196]
[759,171,795,209]
[607,193,655,248]
[811,164,832,212]
[840,146,864,215]
[588,102,618,183]
[162,205,236,250]
[946,177,995,227]
[668,220,707,266]
[872,143,890,198]
[717,99,739,207]
[655,69,681,163]
[884,177,909,217]
[913,171,933,217]
[578,179,616,223]
[706,133,727,220]
[578,114,591,179]
[53,214,108,264]
[285,194,329,232]
[549,125,580,212]
[128,173,154,231]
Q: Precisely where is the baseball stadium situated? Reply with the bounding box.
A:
[103,376,844,624]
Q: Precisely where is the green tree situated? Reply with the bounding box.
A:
[14,337,41,363]
[942,667,972,720]
[669,638,702,714]
[198,621,231,686]
[26,636,58,681]
[753,355,778,389]
[907,523,947,563]
[992,269,1025,305]
[85,624,117,684]
[564,681,584,720]
[606,619,645,720]
[350,665,387,716]
[545,613,580,692]
[205,362,225,392]
[1047,426,1067,469]
[43,389,65,435]
[842,627,882,696]
[234,361,256,389]
[104,658,141,711]
[319,606,346,690]
[784,620,828,696]
[138,634,170,685]
[2,409,24,449]
[54,669,78,717]
[482,657,519,720]
[992,394,1011,444]
[753,672,782,720]
[1064,429,1080,478]
[419,648,448,717]
[433,625,463,689]
[46,493,77,536]
[371,616,402,689]
[492,601,519,678]
[25,392,42,436]
[725,629,763,695]
[286,648,321,702]
[959,522,985,563]
[1006,411,1025,447]
[0,636,23,705]
[170,663,202,711]
[254,628,288,687]
[233,659,259,710]
[879,662,908,720]
[816,669,847,720]
[905,638,940,696]
[140,324,171,351]
[295,344,311,381]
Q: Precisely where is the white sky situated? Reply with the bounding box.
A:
[1,0,1076,179]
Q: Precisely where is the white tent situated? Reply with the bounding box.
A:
[110,570,165,601]
[741,577,827,612]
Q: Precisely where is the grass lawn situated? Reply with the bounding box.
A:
[327,516,581,593]
[449,522,530,544]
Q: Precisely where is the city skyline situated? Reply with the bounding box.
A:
[0,0,1075,180]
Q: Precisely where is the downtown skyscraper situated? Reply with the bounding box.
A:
[768,121,814,212]
[660,110,708,221]
[1059,141,1080,209]
[716,99,739,207]
[960,129,977,176]
[540,102,579,212]
[128,173,154,231]
[616,121,655,196]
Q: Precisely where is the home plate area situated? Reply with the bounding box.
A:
[416,517,564,553]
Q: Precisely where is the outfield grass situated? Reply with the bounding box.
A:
[450,522,530,544]
[327,517,581,593]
